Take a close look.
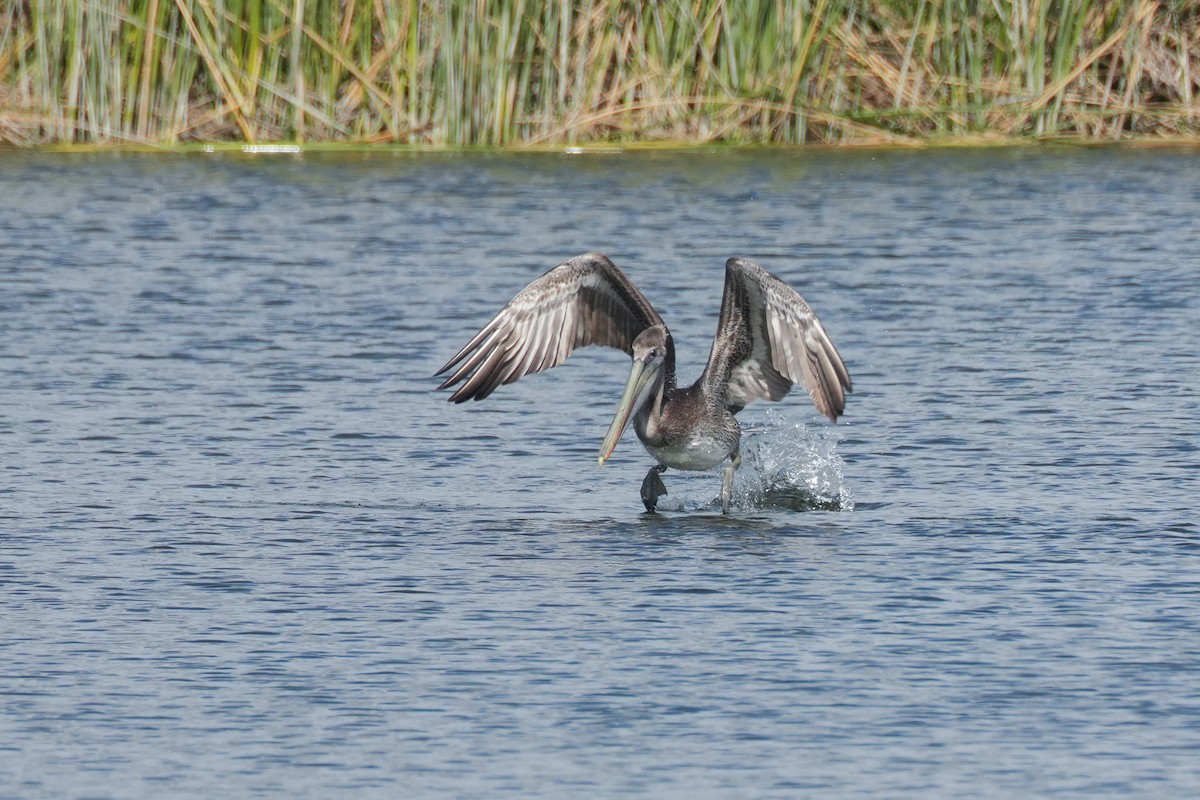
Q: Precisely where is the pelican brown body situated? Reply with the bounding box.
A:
[436,253,851,514]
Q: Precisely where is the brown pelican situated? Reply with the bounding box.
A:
[436,253,851,514]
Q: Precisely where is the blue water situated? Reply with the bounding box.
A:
[1,148,1198,798]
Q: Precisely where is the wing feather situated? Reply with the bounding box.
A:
[436,253,664,402]
[533,303,561,373]
[705,258,851,422]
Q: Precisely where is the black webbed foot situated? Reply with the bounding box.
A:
[640,464,668,512]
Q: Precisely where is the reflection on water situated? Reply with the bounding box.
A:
[1,148,1198,799]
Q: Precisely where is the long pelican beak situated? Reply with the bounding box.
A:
[598,357,660,466]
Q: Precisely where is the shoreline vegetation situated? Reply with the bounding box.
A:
[1,1,1198,149]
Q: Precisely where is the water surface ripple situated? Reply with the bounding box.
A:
[1,149,1198,798]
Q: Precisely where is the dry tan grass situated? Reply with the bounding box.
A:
[1,0,1197,146]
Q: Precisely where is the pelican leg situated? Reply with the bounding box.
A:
[641,464,668,512]
[720,451,742,515]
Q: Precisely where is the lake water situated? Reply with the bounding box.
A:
[1,147,1198,798]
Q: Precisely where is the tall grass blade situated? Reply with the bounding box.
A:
[1,0,1196,146]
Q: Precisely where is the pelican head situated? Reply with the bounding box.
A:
[598,325,670,465]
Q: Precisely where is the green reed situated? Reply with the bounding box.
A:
[1,0,1196,146]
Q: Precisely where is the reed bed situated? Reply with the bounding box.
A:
[2,0,1198,146]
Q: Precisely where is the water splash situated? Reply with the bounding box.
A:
[737,412,852,512]
[652,410,852,514]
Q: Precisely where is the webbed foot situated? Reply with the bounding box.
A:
[641,465,668,512]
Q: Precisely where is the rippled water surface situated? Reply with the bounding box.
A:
[2,148,1198,798]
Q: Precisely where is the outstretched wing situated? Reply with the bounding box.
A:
[703,257,852,422]
[436,253,664,402]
